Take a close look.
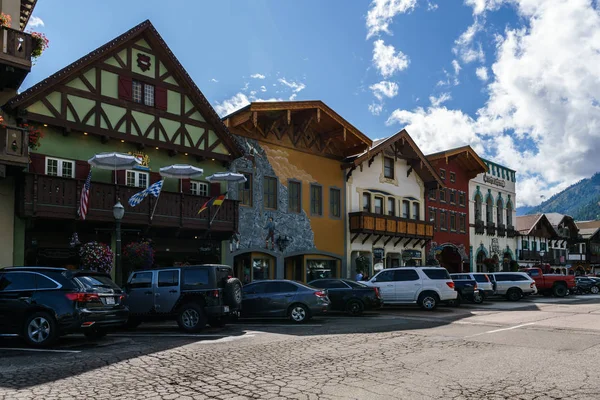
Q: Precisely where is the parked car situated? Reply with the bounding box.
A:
[363,267,457,310]
[123,265,242,332]
[308,278,382,315]
[490,272,537,301]
[0,267,128,347]
[241,280,330,323]
[449,278,483,305]
[574,277,600,294]
[520,267,575,297]
[451,273,495,299]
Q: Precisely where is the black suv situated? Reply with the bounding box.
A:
[123,264,242,332]
[0,267,129,347]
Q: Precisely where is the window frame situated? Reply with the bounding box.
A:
[439,169,446,180]
[45,157,75,178]
[440,211,447,231]
[449,190,456,205]
[238,172,253,207]
[449,172,456,183]
[387,197,396,217]
[126,169,149,189]
[374,196,384,215]
[362,192,371,213]
[132,79,155,107]
[329,187,342,219]
[412,202,420,221]
[429,207,436,229]
[450,213,456,232]
[429,189,436,201]
[459,191,465,207]
[459,214,466,233]
[402,200,410,219]
[439,188,446,203]
[310,183,323,217]
[190,180,209,197]
[288,180,302,213]
[263,176,278,210]
[383,157,395,179]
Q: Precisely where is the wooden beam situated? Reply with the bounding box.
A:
[372,235,382,246]
[316,108,321,123]
[351,233,360,243]
[321,128,344,141]
[404,238,414,247]
[287,109,291,125]
[343,127,347,141]
[346,165,356,182]
[344,143,368,157]
[394,238,402,247]
[252,112,258,128]
[362,234,372,245]
[228,111,252,127]
[384,236,394,247]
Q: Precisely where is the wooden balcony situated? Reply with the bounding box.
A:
[349,212,434,244]
[519,250,554,263]
[507,225,517,238]
[497,223,506,237]
[17,174,238,233]
[486,221,496,235]
[0,27,32,89]
[0,126,28,167]
[475,220,485,234]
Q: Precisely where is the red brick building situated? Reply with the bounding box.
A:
[425,146,487,273]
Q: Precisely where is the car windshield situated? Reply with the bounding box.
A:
[422,269,451,280]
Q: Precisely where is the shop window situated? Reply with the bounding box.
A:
[450,172,456,182]
[402,200,410,219]
[388,198,396,216]
[288,181,301,213]
[190,181,209,197]
[384,157,394,179]
[330,188,341,218]
[412,202,420,220]
[310,184,323,216]
[306,259,337,281]
[126,170,149,188]
[252,259,271,281]
[238,173,253,206]
[440,212,447,230]
[459,192,465,207]
[263,177,277,210]
[439,188,446,203]
[363,192,371,213]
[374,196,384,215]
[45,157,75,178]
[450,214,456,231]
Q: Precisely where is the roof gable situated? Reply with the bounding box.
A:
[516,214,557,238]
[5,20,241,160]
[426,145,488,179]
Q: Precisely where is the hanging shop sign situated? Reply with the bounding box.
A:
[373,248,385,261]
[402,250,422,260]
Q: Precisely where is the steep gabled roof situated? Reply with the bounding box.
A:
[426,145,488,180]
[576,220,600,230]
[516,214,558,237]
[344,129,444,188]
[4,19,242,158]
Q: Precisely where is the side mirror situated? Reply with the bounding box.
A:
[371,278,377,283]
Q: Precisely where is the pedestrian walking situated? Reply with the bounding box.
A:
[355,271,363,281]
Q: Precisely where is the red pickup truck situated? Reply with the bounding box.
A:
[520,267,576,297]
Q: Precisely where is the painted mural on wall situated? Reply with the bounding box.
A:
[228,137,316,253]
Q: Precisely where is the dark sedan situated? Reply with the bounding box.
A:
[241,280,330,323]
[308,279,382,315]
[574,277,600,294]
[0,267,128,347]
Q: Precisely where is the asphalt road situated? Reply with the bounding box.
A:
[3,295,600,399]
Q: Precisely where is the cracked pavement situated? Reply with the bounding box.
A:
[2,296,600,399]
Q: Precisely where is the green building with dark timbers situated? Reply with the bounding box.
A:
[2,20,243,278]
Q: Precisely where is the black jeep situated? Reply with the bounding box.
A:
[123,265,242,332]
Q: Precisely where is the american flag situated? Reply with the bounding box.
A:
[79,170,92,220]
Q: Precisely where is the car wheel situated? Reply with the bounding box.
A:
[418,292,439,311]
[553,284,568,298]
[591,286,600,295]
[288,304,309,323]
[346,300,364,316]
[472,291,484,304]
[84,329,107,340]
[224,278,243,309]
[23,312,58,348]
[177,303,207,333]
[208,317,226,328]
[506,288,522,302]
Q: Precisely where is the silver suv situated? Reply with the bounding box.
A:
[490,272,537,301]
[451,273,495,298]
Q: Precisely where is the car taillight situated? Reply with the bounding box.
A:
[373,287,381,298]
[446,282,455,289]
[474,283,478,290]
[530,282,535,288]
[211,290,220,298]
[314,291,327,298]
[66,293,100,302]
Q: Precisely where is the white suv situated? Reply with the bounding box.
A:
[490,272,537,301]
[364,267,457,310]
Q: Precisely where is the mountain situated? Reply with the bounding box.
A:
[516,173,600,220]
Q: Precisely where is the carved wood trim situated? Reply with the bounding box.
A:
[66,99,81,124]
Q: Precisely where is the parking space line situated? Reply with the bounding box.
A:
[2,348,81,354]
[465,322,536,338]
[229,324,322,327]
[110,333,237,338]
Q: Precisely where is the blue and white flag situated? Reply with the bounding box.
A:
[128,180,164,207]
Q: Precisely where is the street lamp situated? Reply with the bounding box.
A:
[113,200,125,285]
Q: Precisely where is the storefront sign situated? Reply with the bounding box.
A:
[483,174,506,188]
[198,241,221,256]
[402,250,422,260]
[373,248,385,260]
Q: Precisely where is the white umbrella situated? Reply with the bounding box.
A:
[205,172,247,201]
[159,164,204,192]
[88,152,142,184]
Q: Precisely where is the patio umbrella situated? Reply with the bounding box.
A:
[87,152,142,184]
[205,172,247,201]
[159,164,204,192]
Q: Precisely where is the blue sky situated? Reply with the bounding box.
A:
[22,0,600,207]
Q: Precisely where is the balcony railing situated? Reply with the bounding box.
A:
[497,223,506,237]
[0,126,28,167]
[507,225,517,238]
[0,27,32,89]
[349,212,434,240]
[486,221,496,235]
[519,250,555,263]
[18,174,238,233]
[475,220,485,234]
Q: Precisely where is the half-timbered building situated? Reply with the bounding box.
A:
[3,20,242,275]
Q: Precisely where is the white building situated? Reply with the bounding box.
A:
[469,158,518,271]
[516,214,557,268]
[343,130,443,277]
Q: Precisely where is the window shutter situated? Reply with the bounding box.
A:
[118,76,132,101]
[181,178,191,193]
[210,182,221,197]
[75,160,91,180]
[155,86,168,110]
[29,153,45,174]
[114,170,126,184]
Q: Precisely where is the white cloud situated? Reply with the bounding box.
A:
[250,73,266,79]
[250,90,257,96]
[427,2,439,11]
[278,78,306,93]
[27,16,44,28]
[260,85,267,92]
[372,39,410,77]
[386,0,600,207]
[369,102,384,116]
[210,78,219,83]
[452,59,461,76]
[241,82,249,92]
[453,20,486,64]
[214,93,250,117]
[366,0,417,38]
[429,92,452,107]
[475,66,489,81]
[369,80,399,101]
[289,93,298,101]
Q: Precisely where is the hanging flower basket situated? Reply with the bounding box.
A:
[123,241,155,270]
[29,31,49,59]
[0,13,11,28]
[80,241,114,273]
[20,123,44,150]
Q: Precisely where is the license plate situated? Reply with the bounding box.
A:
[105,297,115,305]
[223,306,229,313]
